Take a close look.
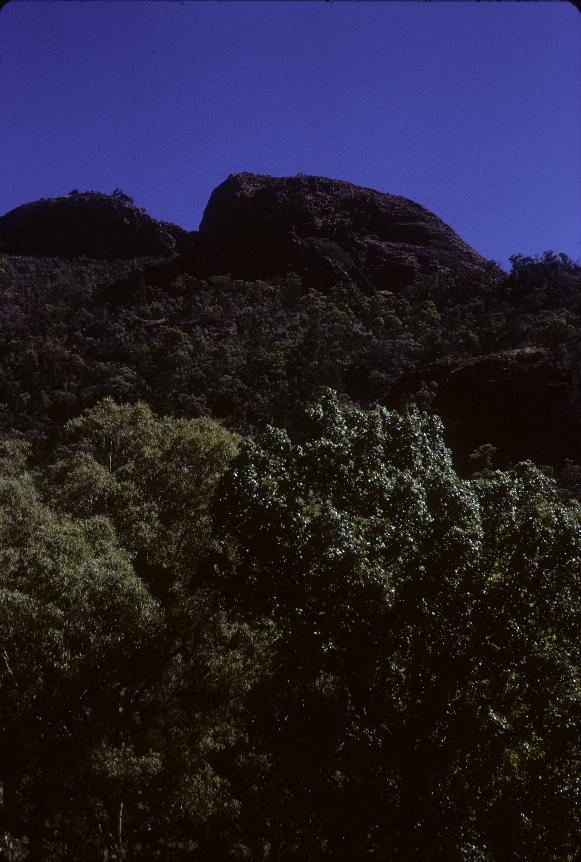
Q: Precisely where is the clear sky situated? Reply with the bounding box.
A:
[1,1,580,267]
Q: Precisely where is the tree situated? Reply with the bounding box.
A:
[210,390,580,860]
[49,397,239,587]
[0,456,161,860]
[0,403,264,860]
[112,188,134,204]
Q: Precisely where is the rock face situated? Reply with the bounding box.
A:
[398,348,581,469]
[1,175,493,284]
[196,172,492,288]
[0,191,186,259]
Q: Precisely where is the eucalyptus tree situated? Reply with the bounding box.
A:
[0,402,264,860]
[210,390,580,861]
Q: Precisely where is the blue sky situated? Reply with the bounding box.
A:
[1,1,579,267]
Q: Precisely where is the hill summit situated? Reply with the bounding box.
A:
[194,172,492,288]
[1,175,493,288]
[0,189,186,259]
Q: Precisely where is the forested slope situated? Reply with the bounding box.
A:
[0,176,579,860]
[0,248,580,485]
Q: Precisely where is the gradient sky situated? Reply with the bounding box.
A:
[1,1,580,267]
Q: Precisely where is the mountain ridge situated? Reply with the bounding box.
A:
[0,175,579,484]
[1,173,495,291]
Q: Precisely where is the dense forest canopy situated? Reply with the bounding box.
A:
[0,394,579,861]
[0,248,579,484]
[0,178,579,860]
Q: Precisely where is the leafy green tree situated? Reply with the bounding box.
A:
[0,454,161,860]
[210,390,580,861]
[0,385,579,859]
[0,404,266,861]
[49,397,239,588]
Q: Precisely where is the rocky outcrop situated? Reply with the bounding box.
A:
[0,191,186,259]
[1,175,494,287]
[195,172,493,289]
[397,348,581,469]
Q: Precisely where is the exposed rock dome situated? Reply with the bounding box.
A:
[196,172,492,289]
[0,191,187,259]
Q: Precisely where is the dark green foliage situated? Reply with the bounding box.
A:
[210,392,580,860]
[0,251,580,480]
[0,403,267,861]
[0,394,578,860]
[0,223,580,861]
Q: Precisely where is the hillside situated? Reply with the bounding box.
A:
[0,174,579,860]
[0,174,580,484]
